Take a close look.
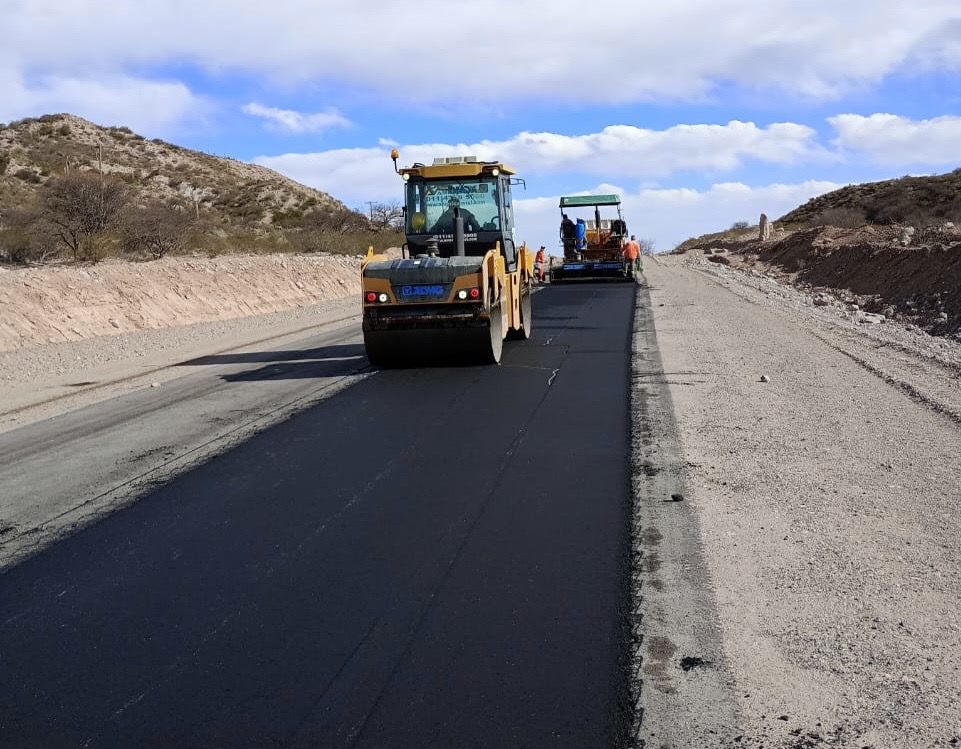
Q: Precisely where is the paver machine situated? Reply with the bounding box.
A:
[551,194,631,282]
[361,152,534,365]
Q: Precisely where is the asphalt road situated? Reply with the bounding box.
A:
[0,282,637,748]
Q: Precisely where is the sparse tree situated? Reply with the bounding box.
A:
[40,173,130,260]
[637,238,656,255]
[122,201,194,259]
[368,201,404,229]
[730,221,750,231]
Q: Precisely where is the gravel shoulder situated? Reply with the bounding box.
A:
[0,297,360,434]
[638,255,961,748]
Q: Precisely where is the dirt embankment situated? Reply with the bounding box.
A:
[0,253,363,351]
[683,225,961,336]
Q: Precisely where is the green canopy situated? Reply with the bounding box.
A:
[559,194,621,208]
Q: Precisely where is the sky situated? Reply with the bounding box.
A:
[3,0,961,250]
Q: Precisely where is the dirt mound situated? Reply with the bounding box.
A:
[0,253,361,351]
[732,226,961,335]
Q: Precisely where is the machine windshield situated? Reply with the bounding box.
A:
[406,179,500,235]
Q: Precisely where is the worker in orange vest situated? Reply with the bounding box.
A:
[534,246,546,283]
[622,236,641,278]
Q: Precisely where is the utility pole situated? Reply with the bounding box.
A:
[365,201,376,222]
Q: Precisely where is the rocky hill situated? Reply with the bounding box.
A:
[0,113,346,227]
[779,168,961,228]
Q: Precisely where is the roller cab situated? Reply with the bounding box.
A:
[362,154,533,366]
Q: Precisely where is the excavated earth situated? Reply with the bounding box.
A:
[686,224,961,338]
[0,253,361,352]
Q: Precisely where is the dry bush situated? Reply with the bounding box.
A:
[40,173,130,259]
[0,208,61,264]
[0,151,10,176]
[730,221,750,231]
[14,168,41,184]
[301,207,370,233]
[812,207,866,228]
[637,238,656,255]
[122,201,194,259]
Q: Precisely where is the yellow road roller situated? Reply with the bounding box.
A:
[361,152,533,365]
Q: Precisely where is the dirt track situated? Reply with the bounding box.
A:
[639,255,961,748]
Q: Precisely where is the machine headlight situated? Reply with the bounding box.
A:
[491,168,500,176]
[378,293,389,303]
[457,290,468,300]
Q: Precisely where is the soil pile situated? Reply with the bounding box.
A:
[678,223,961,336]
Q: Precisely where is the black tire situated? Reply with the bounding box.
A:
[506,289,533,341]
[486,304,504,364]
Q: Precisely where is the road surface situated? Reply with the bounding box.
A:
[0,282,636,748]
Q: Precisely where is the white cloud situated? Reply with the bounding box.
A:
[515,181,843,253]
[253,120,825,204]
[0,66,207,136]
[3,2,961,105]
[829,114,961,167]
[242,102,350,133]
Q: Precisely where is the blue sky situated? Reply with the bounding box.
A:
[4,0,961,249]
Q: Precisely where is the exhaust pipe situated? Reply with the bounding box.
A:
[454,208,465,257]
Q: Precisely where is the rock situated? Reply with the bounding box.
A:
[938,312,949,321]
[669,493,685,502]
[848,303,860,311]
[900,226,916,246]
[150,382,161,388]
[857,311,885,324]
[882,305,897,317]
[109,319,121,329]
[760,374,770,383]
[707,254,731,266]
[759,213,771,241]
[813,294,831,306]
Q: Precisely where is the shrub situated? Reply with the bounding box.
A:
[0,209,61,264]
[730,221,750,231]
[14,168,41,183]
[0,151,10,175]
[814,207,866,228]
[121,202,194,259]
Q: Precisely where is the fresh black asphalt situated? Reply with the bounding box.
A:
[0,282,637,748]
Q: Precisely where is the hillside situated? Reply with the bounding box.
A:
[779,168,961,227]
[0,114,399,264]
[0,114,345,225]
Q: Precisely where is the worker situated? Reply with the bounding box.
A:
[430,204,481,234]
[560,214,576,259]
[534,246,546,283]
[622,236,641,278]
[575,218,587,251]
[629,235,643,273]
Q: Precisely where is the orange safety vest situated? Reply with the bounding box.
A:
[535,249,545,264]
[623,241,640,260]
